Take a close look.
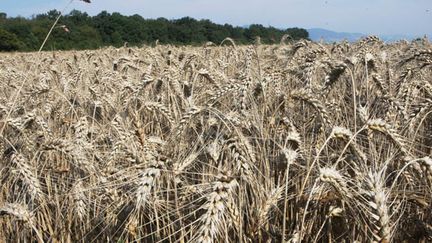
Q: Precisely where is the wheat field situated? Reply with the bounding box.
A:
[0,37,432,242]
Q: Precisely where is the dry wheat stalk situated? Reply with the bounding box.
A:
[194,173,238,242]
[0,203,43,241]
[319,167,352,199]
[71,181,87,221]
[136,162,163,209]
[10,153,43,201]
[362,170,392,242]
[1,37,432,242]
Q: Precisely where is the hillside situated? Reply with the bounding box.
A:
[307,28,365,42]
[308,28,429,42]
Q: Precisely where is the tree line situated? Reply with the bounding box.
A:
[0,10,309,52]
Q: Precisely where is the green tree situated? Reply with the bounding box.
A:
[46,10,61,20]
[0,10,309,51]
[286,28,309,40]
[0,28,23,51]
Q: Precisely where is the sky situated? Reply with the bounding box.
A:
[1,0,431,36]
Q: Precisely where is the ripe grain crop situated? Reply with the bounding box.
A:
[0,36,432,242]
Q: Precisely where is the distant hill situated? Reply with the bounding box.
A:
[307,28,428,42]
[307,28,365,42]
[379,34,424,42]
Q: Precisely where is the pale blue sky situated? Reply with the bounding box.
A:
[1,0,431,36]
